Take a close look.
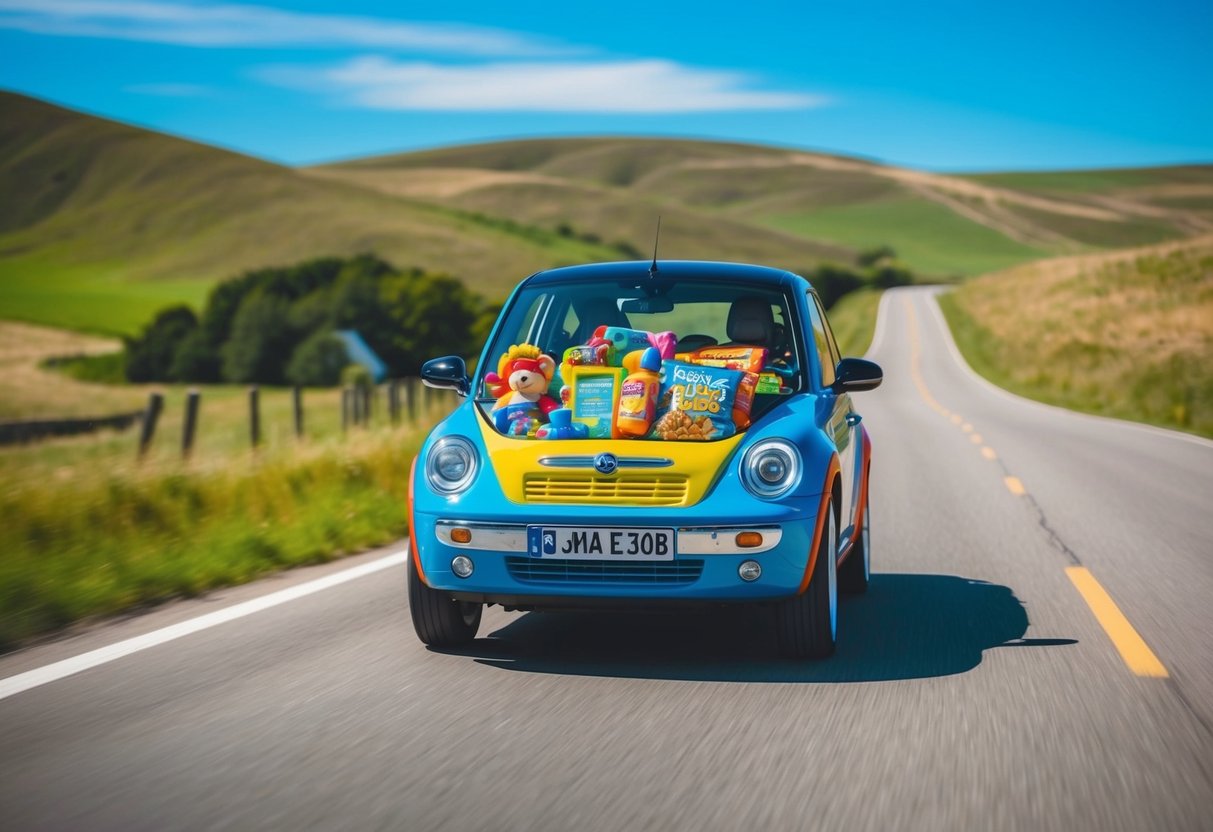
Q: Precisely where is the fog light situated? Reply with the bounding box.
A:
[451,556,474,578]
[738,560,761,582]
[735,531,763,549]
[450,527,472,544]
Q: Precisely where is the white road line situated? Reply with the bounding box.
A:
[0,551,408,702]
[864,290,893,360]
[921,288,1213,451]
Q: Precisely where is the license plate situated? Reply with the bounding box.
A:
[527,526,676,561]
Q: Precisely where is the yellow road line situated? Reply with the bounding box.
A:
[903,298,949,416]
[1065,567,1169,677]
[950,414,962,425]
[961,423,973,433]
[970,433,983,444]
[981,446,997,460]
[1004,476,1025,495]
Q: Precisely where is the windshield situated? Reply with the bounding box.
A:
[478,276,806,440]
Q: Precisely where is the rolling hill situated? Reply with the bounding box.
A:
[2,91,1211,335]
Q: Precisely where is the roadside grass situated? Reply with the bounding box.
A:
[763,196,1049,277]
[827,289,884,357]
[0,426,427,651]
[939,237,1213,438]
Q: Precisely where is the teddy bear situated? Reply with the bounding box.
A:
[484,344,560,435]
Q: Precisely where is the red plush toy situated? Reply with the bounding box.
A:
[484,344,560,434]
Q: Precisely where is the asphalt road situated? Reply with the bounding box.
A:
[3,286,1212,831]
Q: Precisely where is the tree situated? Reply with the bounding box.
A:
[124,305,198,382]
[286,331,350,387]
[857,245,897,268]
[221,292,297,384]
[810,263,866,309]
[377,271,484,374]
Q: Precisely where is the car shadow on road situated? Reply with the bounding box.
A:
[436,573,1076,683]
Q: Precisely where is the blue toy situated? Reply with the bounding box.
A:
[535,408,589,439]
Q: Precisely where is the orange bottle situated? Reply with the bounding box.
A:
[615,347,663,437]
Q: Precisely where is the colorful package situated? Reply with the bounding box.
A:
[602,327,676,362]
[563,343,614,368]
[649,361,742,441]
[732,371,759,429]
[674,345,768,375]
[563,365,626,439]
[755,372,783,395]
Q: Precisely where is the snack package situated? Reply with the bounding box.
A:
[732,371,759,429]
[649,361,742,441]
[563,343,614,368]
[563,365,626,438]
[674,345,768,375]
[755,372,783,395]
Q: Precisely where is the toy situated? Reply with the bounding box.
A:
[564,365,626,438]
[535,408,590,439]
[483,344,559,435]
[602,326,676,362]
[615,347,662,437]
[563,343,614,368]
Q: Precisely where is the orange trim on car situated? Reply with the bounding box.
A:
[798,455,840,594]
[407,456,428,585]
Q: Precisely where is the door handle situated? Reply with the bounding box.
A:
[846,412,862,426]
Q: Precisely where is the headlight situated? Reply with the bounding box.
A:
[425,436,478,495]
[740,439,802,499]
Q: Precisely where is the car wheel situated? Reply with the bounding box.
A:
[408,556,482,647]
[775,498,837,659]
[839,484,870,595]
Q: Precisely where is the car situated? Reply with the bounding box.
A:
[410,260,881,658]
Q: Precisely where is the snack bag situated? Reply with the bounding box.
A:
[649,361,741,441]
[563,343,613,368]
[733,371,759,429]
[674,345,768,374]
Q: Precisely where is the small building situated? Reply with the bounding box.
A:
[334,329,388,383]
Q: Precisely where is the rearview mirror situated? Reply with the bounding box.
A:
[422,355,471,397]
[833,357,882,393]
[620,297,675,314]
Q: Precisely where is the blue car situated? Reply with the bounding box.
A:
[411,261,882,658]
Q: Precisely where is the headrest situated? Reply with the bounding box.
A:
[726,296,775,345]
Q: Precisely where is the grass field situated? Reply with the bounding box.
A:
[764,197,1049,277]
[939,236,1213,438]
[826,289,883,357]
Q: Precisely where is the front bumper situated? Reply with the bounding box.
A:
[413,506,817,602]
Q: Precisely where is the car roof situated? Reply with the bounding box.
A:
[524,260,806,289]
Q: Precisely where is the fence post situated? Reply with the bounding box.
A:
[342,387,351,433]
[137,391,163,459]
[248,386,260,449]
[182,389,200,458]
[293,386,304,439]
[389,380,401,425]
[406,377,417,424]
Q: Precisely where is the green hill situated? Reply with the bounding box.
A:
[3,91,1211,336]
[323,137,1212,278]
[0,93,627,333]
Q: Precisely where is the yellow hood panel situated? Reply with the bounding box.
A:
[477,417,744,507]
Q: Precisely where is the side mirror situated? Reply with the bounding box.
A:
[833,357,882,393]
[421,355,471,397]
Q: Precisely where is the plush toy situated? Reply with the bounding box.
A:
[484,344,560,435]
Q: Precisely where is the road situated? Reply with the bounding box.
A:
[3,286,1212,831]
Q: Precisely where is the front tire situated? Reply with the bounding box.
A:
[775,499,838,658]
[839,484,870,595]
[408,556,482,647]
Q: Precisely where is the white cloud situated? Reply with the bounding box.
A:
[0,0,562,56]
[267,56,825,113]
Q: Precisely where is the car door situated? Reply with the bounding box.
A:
[807,292,856,537]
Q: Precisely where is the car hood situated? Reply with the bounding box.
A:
[477,418,745,507]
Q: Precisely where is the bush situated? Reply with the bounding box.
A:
[124,305,198,382]
[221,292,297,384]
[287,332,350,387]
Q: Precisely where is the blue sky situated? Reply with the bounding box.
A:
[0,0,1209,171]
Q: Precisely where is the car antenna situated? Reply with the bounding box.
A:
[648,216,662,278]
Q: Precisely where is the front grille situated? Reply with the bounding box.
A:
[522,473,690,506]
[506,557,704,585]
